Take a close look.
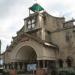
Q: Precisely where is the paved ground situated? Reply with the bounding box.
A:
[18,74,32,75]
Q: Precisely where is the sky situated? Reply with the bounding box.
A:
[0,0,75,53]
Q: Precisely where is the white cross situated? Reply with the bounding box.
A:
[34,0,38,3]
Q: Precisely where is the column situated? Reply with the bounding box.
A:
[29,9,30,15]
[7,64,9,70]
[17,62,20,71]
[47,60,49,69]
[37,60,40,68]
[13,62,15,69]
[18,62,24,71]
[24,63,27,72]
[14,62,18,70]
[22,62,25,71]
[43,60,45,68]
[12,62,15,69]
[9,64,11,69]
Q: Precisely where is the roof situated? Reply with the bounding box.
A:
[17,33,58,49]
[29,3,44,12]
[3,32,58,54]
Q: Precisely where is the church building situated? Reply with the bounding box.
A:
[2,3,75,74]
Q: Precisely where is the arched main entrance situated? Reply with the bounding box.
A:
[16,46,37,63]
[15,46,37,72]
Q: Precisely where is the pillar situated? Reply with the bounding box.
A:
[47,60,49,69]
[18,62,23,71]
[17,62,20,71]
[14,62,18,70]
[29,9,30,16]
[24,63,27,72]
[37,60,40,68]
[7,64,9,70]
[11,62,15,69]
[22,62,25,71]
[43,60,45,68]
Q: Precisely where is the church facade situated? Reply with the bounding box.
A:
[2,3,75,74]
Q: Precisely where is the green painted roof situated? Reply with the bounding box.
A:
[29,3,44,12]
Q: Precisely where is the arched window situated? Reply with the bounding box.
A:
[27,18,36,30]
[66,57,73,67]
[58,59,63,68]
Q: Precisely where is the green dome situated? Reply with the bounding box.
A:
[29,3,44,12]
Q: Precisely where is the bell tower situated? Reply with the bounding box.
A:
[17,3,45,41]
[23,3,45,32]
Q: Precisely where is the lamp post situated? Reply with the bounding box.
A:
[0,40,1,67]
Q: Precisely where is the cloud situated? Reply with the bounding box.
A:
[37,0,75,18]
[0,0,75,53]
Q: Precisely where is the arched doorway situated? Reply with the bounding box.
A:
[14,46,37,72]
[16,46,37,62]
